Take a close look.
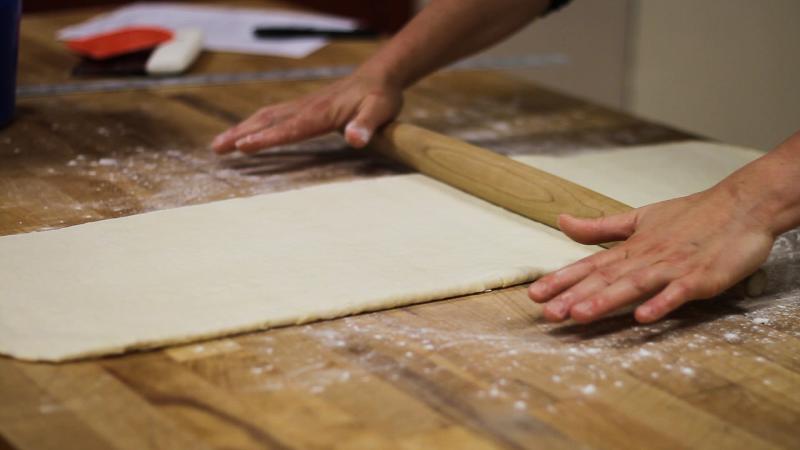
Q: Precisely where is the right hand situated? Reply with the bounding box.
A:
[210,73,403,154]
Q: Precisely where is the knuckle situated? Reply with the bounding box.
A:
[670,280,693,299]
[593,216,609,230]
[580,256,599,271]
[588,295,607,310]
[629,271,653,294]
[589,250,617,268]
[674,275,718,301]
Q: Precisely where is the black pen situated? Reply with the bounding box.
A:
[253,27,378,39]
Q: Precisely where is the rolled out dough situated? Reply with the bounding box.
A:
[0,141,763,361]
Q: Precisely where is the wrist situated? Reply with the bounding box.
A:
[714,149,800,237]
[712,175,781,237]
[354,58,408,92]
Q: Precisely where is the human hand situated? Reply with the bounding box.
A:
[211,72,403,154]
[527,186,775,324]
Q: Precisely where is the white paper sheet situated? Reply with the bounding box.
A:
[58,2,357,59]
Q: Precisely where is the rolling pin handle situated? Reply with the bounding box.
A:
[372,122,769,300]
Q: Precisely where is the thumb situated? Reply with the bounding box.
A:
[344,94,399,148]
[558,211,637,245]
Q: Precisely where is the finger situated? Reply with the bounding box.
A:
[344,122,372,149]
[212,114,272,153]
[569,263,682,323]
[530,242,636,303]
[558,211,638,245]
[344,95,398,148]
[234,114,329,153]
[212,105,291,153]
[528,261,594,303]
[634,274,711,323]
[542,268,620,322]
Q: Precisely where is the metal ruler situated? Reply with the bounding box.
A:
[16,53,567,98]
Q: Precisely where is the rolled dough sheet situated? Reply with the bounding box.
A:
[0,140,763,361]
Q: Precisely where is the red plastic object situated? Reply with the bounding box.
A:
[66,26,173,60]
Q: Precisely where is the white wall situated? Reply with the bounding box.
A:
[630,0,800,149]
[470,0,632,109]
[414,1,799,150]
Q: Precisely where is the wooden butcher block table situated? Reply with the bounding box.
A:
[2,3,800,450]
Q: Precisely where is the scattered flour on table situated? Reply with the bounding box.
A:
[239,230,800,413]
[723,332,741,343]
[44,133,376,217]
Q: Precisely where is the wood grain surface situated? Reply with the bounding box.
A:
[2,2,799,449]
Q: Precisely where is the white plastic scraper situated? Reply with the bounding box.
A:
[146,28,203,75]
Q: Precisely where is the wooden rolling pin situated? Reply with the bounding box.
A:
[370,121,767,297]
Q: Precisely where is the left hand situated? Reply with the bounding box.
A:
[210,72,403,154]
[527,185,775,323]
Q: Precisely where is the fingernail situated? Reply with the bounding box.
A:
[545,302,567,320]
[637,305,654,320]
[346,122,371,146]
[529,282,547,299]
[235,136,252,148]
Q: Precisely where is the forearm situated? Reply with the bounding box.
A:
[716,130,800,236]
[358,0,550,88]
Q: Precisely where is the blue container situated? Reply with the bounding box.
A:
[1,0,21,128]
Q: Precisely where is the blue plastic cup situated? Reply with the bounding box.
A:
[1,0,21,128]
